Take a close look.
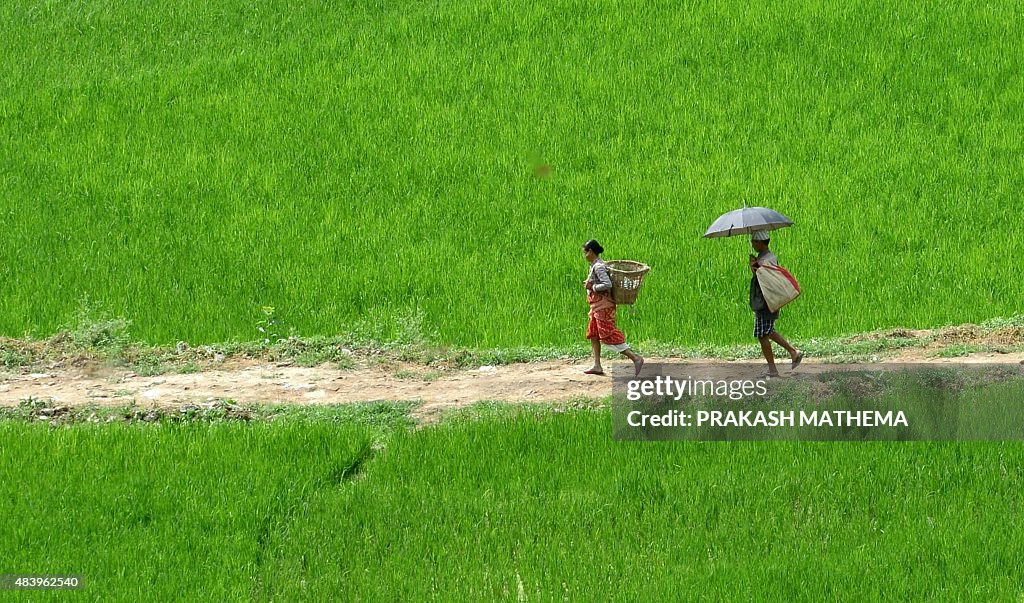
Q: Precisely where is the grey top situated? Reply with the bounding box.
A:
[587,259,613,293]
[755,249,778,267]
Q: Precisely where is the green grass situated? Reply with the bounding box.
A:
[392,368,444,382]
[1,409,1022,599]
[1,1,1021,347]
[4,3,1020,598]
[0,399,419,434]
[4,313,1022,377]
[930,343,990,358]
[0,420,378,600]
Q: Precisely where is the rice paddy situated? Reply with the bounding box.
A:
[1,408,1022,599]
[3,1,1023,599]
[2,0,1021,347]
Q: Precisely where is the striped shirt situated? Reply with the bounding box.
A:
[587,259,613,293]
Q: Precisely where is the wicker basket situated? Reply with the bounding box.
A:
[604,260,650,305]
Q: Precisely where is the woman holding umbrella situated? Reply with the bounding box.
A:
[703,207,803,377]
[749,230,802,377]
[582,239,644,376]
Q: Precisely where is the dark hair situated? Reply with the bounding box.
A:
[583,239,604,255]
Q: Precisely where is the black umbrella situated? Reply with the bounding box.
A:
[703,206,794,238]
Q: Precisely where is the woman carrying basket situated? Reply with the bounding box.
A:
[582,239,644,376]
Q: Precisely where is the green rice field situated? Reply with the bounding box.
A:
[4,2,1024,599]
[2,409,1022,600]
[2,0,1021,347]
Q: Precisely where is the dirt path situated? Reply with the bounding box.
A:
[1,358,610,414]
[3,346,1023,418]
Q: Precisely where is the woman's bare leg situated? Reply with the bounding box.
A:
[622,349,645,375]
[587,338,603,373]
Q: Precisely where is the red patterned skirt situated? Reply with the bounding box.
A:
[586,293,629,352]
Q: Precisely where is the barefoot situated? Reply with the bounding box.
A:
[584,367,605,376]
[633,356,645,376]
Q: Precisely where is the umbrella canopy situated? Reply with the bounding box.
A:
[703,207,794,238]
